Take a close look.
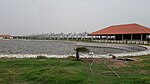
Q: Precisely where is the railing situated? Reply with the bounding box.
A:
[93,40,150,44]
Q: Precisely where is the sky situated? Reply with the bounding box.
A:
[0,0,150,35]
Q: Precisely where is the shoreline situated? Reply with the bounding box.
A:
[0,45,150,58]
[0,39,150,58]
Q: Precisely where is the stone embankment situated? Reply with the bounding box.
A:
[0,40,150,58]
[113,45,150,57]
[0,45,150,58]
[79,45,150,58]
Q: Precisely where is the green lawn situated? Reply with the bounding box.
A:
[0,56,150,84]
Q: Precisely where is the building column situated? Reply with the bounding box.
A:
[148,34,150,44]
[131,34,133,40]
[146,34,148,40]
[106,35,108,40]
[114,34,116,40]
[122,34,124,40]
[91,36,93,40]
[141,34,143,40]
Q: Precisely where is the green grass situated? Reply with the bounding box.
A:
[0,56,150,84]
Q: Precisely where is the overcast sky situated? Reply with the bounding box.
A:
[0,0,150,35]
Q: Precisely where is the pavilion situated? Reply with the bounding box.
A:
[90,23,150,41]
[0,35,14,39]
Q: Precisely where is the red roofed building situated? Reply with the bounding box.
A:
[90,23,150,40]
[0,34,14,39]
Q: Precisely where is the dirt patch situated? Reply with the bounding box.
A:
[81,58,129,68]
[81,58,103,64]
[139,70,149,74]
[109,61,127,68]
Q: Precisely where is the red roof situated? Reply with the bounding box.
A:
[90,23,150,35]
[0,34,13,37]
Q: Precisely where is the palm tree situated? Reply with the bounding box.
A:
[75,46,89,61]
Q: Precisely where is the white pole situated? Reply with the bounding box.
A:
[114,34,116,40]
[141,34,143,40]
[122,34,124,40]
[131,34,132,40]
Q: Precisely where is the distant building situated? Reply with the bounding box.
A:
[90,23,150,41]
[0,35,14,39]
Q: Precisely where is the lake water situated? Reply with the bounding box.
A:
[0,40,146,55]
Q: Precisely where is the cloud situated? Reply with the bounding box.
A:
[0,0,150,35]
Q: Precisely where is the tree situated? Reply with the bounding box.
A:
[75,46,89,61]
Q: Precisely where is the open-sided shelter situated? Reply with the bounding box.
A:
[0,35,13,39]
[90,23,150,40]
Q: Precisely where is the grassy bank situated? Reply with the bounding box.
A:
[0,56,150,84]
